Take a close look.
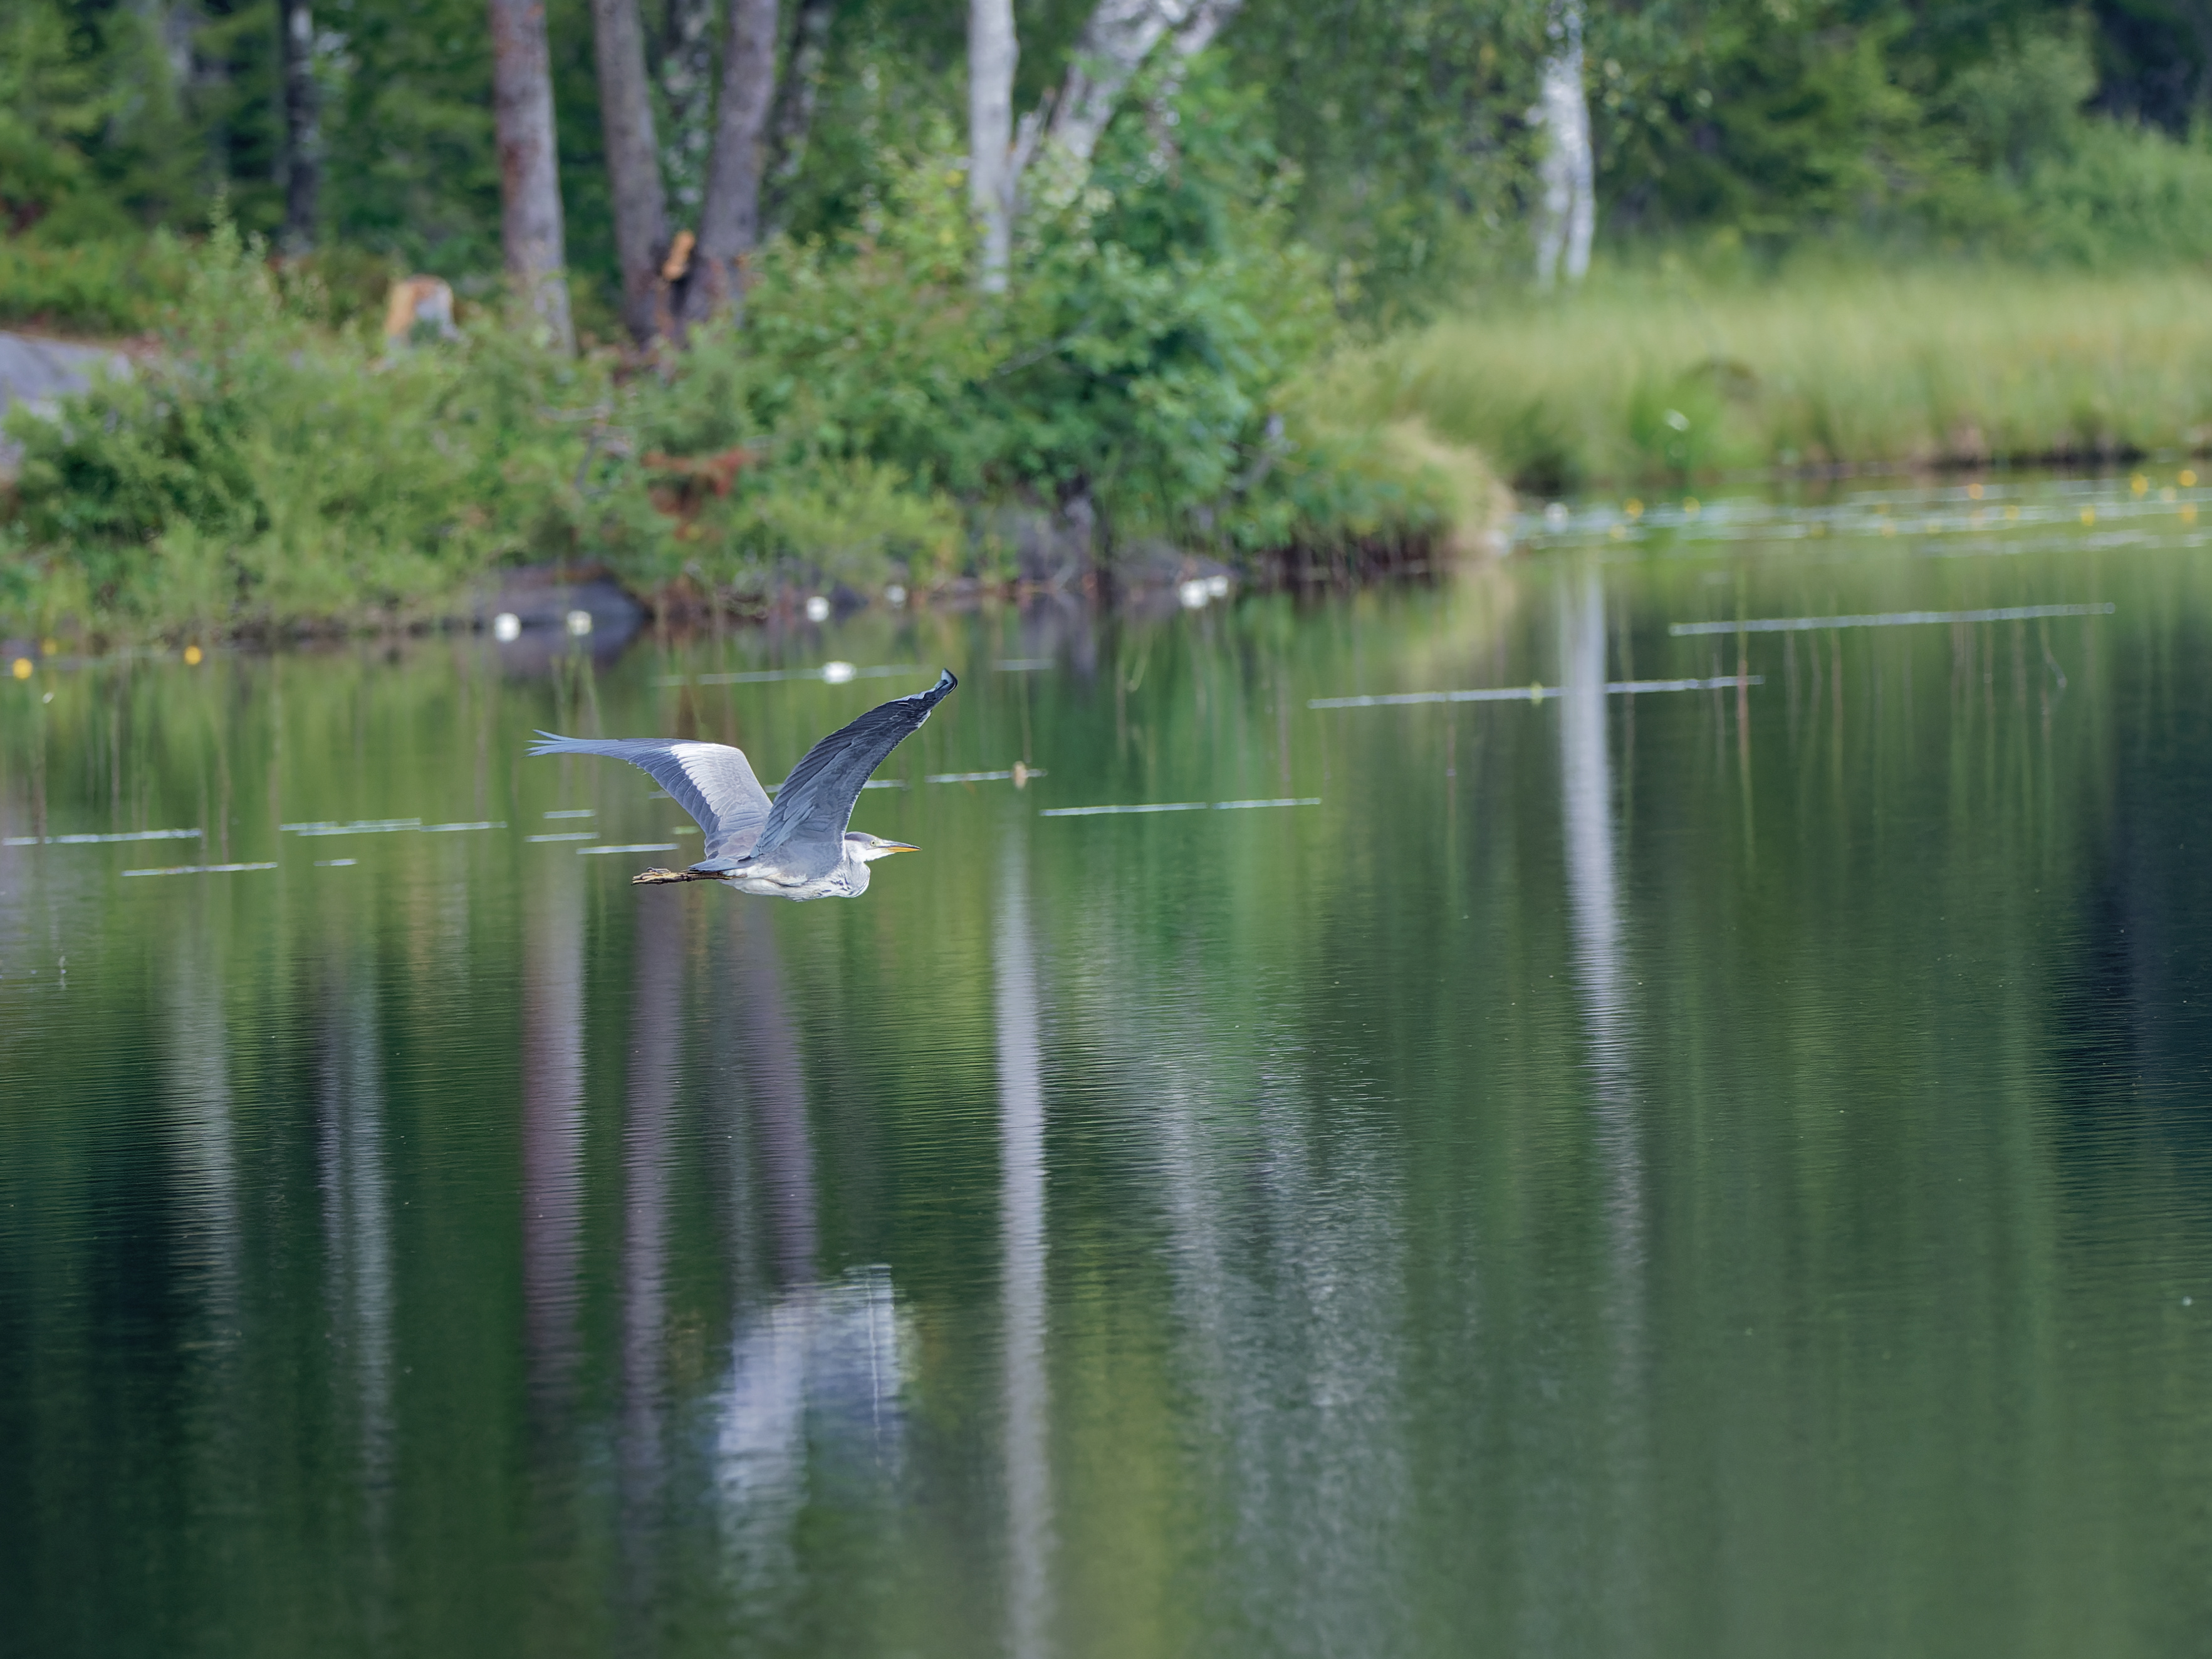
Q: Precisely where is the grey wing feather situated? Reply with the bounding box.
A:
[752,669,958,859]
[528,733,773,859]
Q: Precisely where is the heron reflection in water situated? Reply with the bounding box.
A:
[530,669,956,900]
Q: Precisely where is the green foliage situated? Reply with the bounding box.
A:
[583,78,1457,593]
[2,124,1466,635]
[0,234,189,333]
[4,217,593,632]
[1349,261,2212,489]
[1944,24,2099,178]
[11,0,2212,338]
[1229,0,1548,316]
[0,0,610,299]
[1917,29,2212,267]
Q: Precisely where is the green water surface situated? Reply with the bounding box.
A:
[4,475,2211,1657]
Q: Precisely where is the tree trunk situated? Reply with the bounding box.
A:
[658,0,717,217]
[489,0,576,350]
[1533,3,1594,289]
[681,0,779,326]
[276,0,320,252]
[1046,0,1238,170]
[763,0,834,234]
[969,0,1018,289]
[590,0,670,342]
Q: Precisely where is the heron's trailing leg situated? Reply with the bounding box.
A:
[631,866,718,885]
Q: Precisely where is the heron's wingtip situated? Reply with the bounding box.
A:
[900,669,957,710]
[526,730,576,756]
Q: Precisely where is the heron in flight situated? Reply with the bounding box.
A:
[530,669,956,900]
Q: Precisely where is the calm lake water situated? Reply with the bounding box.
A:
[6,474,2212,1657]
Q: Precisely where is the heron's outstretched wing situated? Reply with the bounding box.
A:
[527,734,772,860]
[750,670,957,861]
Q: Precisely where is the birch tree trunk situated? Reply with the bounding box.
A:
[489,0,576,350]
[1046,0,1238,170]
[681,0,780,326]
[969,0,1238,292]
[276,0,320,251]
[590,0,670,342]
[969,0,1018,290]
[1533,3,1594,289]
[763,0,834,235]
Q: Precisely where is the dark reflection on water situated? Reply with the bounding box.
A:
[6,478,2212,1656]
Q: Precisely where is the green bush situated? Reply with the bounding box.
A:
[616,103,1342,546]
[1925,28,2212,268]
[0,233,189,334]
[4,217,590,632]
[584,77,1461,592]
[1,76,1473,638]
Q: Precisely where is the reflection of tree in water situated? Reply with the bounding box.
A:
[618,888,686,1645]
[519,853,592,1650]
[712,1267,906,1588]
[1003,569,1657,1653]
[1552,561,1650,1649]
[1558,565,1641,1246]
[2052,614,2212,1170]
[1056,882,1416,1656]
[997,833,1053,1659]
[163,914,251,1564]
[316,946,396,1612]
[706,902,908,1603]
[167,924,241,1347]
[513,855,909,1638]
[521,861,587,1417]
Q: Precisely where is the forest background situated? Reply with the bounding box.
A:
[8,0,2212,635]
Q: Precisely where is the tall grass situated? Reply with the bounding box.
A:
[1337,263,2212,491]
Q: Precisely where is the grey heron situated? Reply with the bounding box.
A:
[530,668,956,900]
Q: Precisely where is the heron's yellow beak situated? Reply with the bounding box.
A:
[878,840,921,855]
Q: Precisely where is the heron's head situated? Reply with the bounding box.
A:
[847,831,921,863]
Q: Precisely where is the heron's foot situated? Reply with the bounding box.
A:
[631,866,698,885]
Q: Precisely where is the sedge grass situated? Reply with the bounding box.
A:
[1335,263,2212,491]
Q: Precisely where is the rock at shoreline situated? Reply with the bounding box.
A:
[0,332,133,477]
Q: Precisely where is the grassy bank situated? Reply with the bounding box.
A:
[0,199,1491,643]
[1337,263,2212,492]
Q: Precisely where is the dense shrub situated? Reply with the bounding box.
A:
[1924,29,2212,268]
[3,219,591,630]
[1,128,1468,636]
[0,234,189,334]
[566,79,1463,598]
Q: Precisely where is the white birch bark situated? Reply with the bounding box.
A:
[994,836,1053,1658]
[971,0,1240,290]
[969,0,1019,291]
[1047,0,1238,170]
[1533,3,1594,289]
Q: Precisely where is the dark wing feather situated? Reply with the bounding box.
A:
[751,670,957,860]
[527,734,773,859]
